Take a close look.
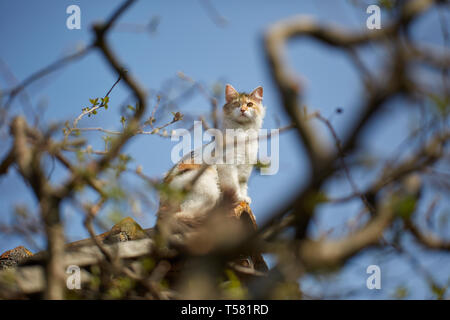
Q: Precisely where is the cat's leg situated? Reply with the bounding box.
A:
[238,181,251,204]
[216,164,242,202]
[236,164,253,204]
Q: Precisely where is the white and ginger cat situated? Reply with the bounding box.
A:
[157,84,265,240]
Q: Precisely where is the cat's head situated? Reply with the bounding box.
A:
[223,84,265,128]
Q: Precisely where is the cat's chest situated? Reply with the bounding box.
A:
[229,139,257,165]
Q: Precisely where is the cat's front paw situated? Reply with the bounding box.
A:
[238,195,251,205]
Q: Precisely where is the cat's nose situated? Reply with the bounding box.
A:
[240,106,248,113]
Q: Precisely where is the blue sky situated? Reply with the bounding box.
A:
[0,0,449,299]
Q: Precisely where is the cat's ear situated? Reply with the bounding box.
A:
[250,86,263,103]
[225,84,239,103]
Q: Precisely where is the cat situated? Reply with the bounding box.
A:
[157,84,265,241]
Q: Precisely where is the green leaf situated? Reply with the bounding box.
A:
[89,98,99,106]
[378,0,395,10]
[392,285,409,299]
[429,93,449,116]
[76,150,84,162]
[119,154,132,163]
[107,209,123,224]
[155,182,186,203]
[220,269,248,299]
[106,187,126,201]
[393,194,417,219]
[255,160,271,169]
[102,135,112,150]
[304,190,329,211]
[430,282,446,299]
[139,257,155,272]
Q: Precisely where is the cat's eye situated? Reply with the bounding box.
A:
[247,102,253,107]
